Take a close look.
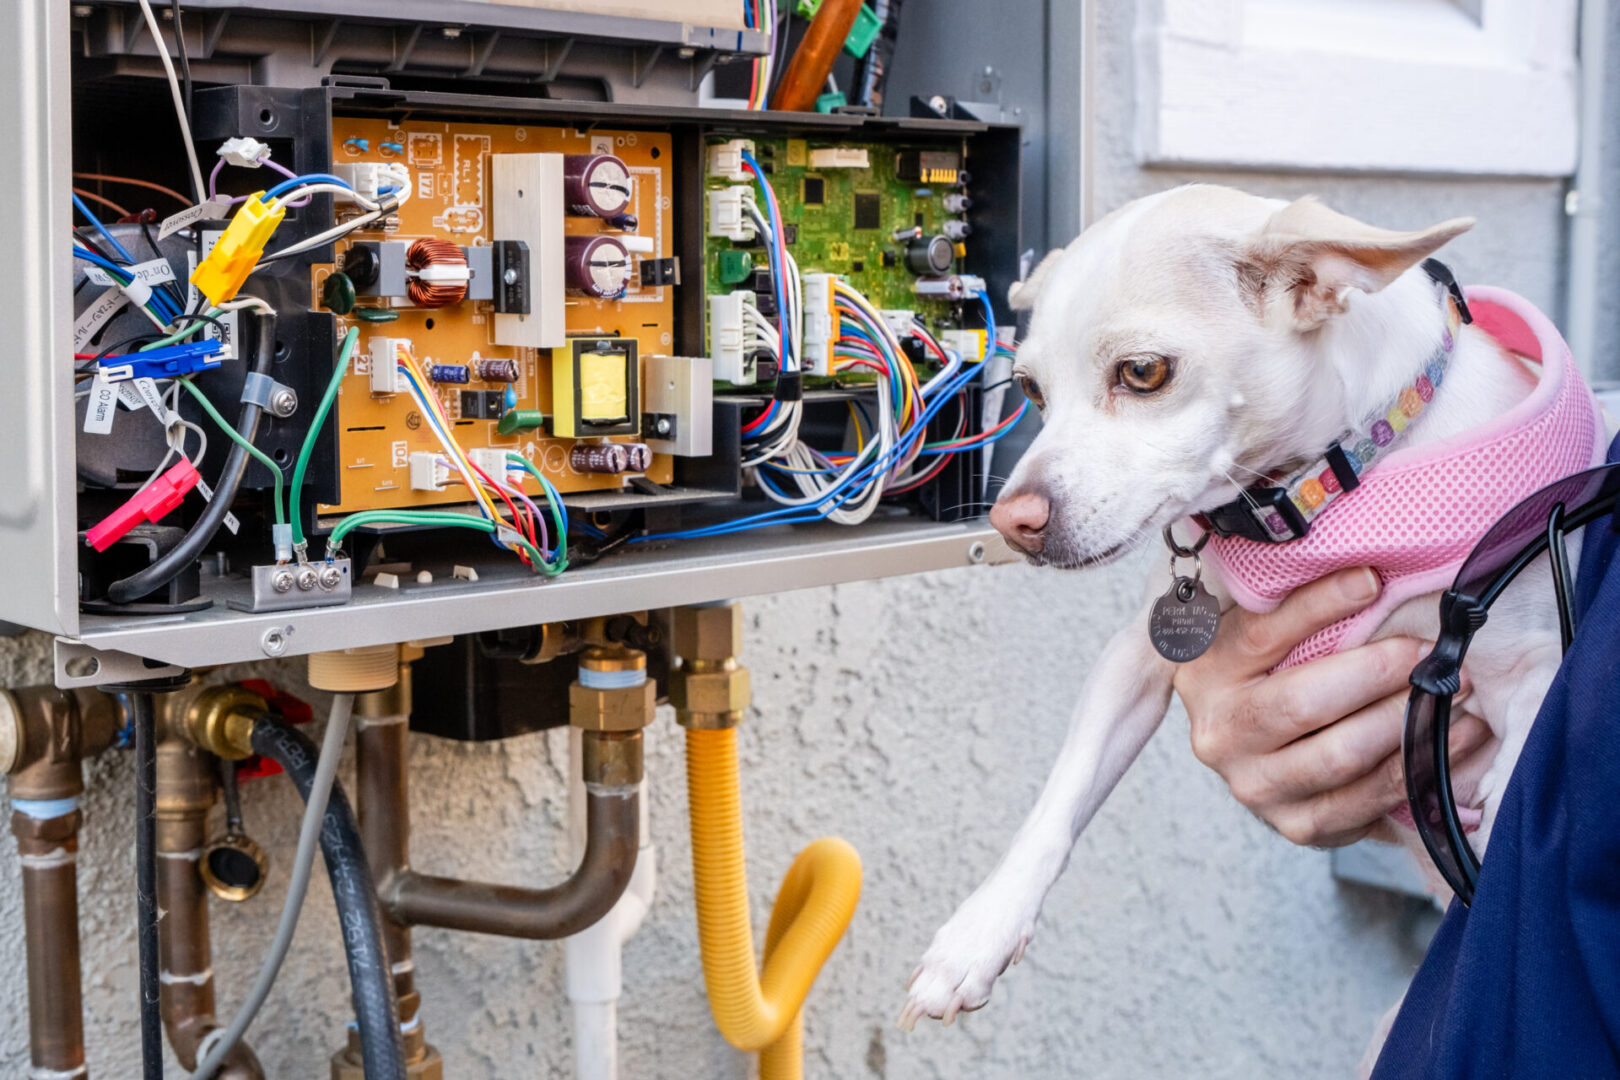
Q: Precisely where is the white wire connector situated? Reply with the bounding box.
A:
[708,291,752,384]
[801,273,835,376]
[217,137,272,168]
[707,187,756,243]
[272,522,293,563]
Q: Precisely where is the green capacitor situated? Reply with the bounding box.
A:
[497,409,546,435]
[719,250,753,284]
[354,306,399,323]
[321,271,356,314]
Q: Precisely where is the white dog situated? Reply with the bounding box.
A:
[899,185,1606,1044]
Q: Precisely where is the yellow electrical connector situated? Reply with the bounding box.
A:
[189,193,286,305]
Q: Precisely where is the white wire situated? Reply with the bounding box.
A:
[135,0,206,202]
[214,295,277,315]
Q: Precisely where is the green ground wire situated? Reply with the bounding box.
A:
[505,453,569,575]
[326,510,545,570]
[177,375,285,525]
[290,327,358,547]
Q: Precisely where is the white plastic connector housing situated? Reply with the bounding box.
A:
[216,136,271,168]
[940,329,986,362]
[409,452,449,492]
[808,147,869,169]
[368,336,411,394]
[707,187,755,243]
[879,309,918,339]
[467,447,517,480]
[334,162,392,203]
[708,291,751,384]
[801,273,836,376]
[707,139,754,182]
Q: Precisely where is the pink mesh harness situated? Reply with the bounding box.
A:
[1202,287,1607,672]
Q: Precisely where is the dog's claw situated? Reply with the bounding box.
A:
[899,896,1035,1030]
[1012,937,1028,966]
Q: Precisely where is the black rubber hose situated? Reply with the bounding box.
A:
[131,691,164,1079]
[248,716,406,1080]
[106,311,277,604]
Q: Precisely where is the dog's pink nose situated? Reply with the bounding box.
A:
[991,492,1049,555]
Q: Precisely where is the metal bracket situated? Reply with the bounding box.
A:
[54,638,185,691]
[230,559,353,614]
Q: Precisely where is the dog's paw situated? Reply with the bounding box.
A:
[896,895,1033,1031]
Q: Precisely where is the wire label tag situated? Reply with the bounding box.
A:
[158,195,233,240]
[72,288,131,350]
[83,373,117,435]
[82,258,178,290]
[194,477,241,535]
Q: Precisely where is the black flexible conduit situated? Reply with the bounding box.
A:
[107,311,277,604]
[131,691,164,1079]
[248,716,406,1080]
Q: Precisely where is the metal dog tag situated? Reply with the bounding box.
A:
[1149,576,1220,663]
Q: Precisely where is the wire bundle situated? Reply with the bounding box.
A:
[743,0,778,110]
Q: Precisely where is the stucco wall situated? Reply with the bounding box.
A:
[0,2,1576,1077]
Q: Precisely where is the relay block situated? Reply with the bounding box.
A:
[52,79,1023,653]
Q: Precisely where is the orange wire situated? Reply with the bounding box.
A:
[73,187,131,219]
[73,173,191,207]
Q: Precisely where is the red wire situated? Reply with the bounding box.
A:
[465,462,537,560]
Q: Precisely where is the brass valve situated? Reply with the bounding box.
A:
[178,685,267,761]
[670,604,751,730]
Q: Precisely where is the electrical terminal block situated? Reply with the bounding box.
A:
[802,273,836,376]
[707,187,756,243]
[807,147,869,169]
[879,309,918,340]
[707,138,754,182]
[409,451,449,492]
[939,329,986,363]
[190,194,285,305]
[216,136,271,168]
[368,336,412,394]
[708,291,752,384]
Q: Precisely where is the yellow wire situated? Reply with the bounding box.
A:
[396,346,504,528]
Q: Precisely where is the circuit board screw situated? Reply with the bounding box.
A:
[260,627,289,657]
[296,567,319,591]
[269,388,298,418]
[271,570,295,593]
[503,267,519,285]
[319,565,343,590]
[654,417,672,435]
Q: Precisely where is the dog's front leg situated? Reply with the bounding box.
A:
[899,599,1175,1028]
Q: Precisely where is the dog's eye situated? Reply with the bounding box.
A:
[1016,373,1045,411]
[1117,355,1172,394]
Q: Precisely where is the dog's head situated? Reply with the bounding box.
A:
[991,185,1472,567]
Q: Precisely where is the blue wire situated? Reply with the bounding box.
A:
[72,246,131,281]
[977,290,997,350]
[262,173,355,200]
[72,193,136,264]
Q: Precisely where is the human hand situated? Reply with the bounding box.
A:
[1176,567,1491,847]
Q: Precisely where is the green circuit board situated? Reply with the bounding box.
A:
[703,134,973,383]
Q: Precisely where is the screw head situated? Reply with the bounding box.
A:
[655,418,672,435]
[271,570,295,593]
[968,540,987,564]
[269,388,298,418]
[296,567,319,591]
[260,628,288,657]
[319,565,343,590]
[71,5,92,17]
[503,267,519,285]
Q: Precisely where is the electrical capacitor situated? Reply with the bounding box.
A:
[624,443,652,472]
[570,443,630,474]
[564,235,632,299]
[473,357,521,383]
[905,234,955,276]
[427,363,470,384]
[563,154,634,218]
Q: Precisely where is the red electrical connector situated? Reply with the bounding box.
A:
[85,458,201,552]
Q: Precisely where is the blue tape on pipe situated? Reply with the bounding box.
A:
[12,796,80,820]
[578,668,647,690]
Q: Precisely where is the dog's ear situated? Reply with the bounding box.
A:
[1240,197,1474,330]
[1008,248,1065,312]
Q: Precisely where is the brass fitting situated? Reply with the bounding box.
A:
[582,730,645,788]
[568,646,657,733]
[2,687,125,799]
[332,1025,442,1080]
[670,604,751,730]
[179,685,267,761]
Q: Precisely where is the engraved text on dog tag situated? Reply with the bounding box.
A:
[1149,577,1220,663]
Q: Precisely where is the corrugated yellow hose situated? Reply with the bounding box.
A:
[685,726,862,1079]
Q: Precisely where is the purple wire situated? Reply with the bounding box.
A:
[215,155,315,207]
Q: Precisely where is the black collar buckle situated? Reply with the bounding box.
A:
[1203,484,1310,544]
[1422,258,1473,325]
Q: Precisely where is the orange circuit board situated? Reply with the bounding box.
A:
[314,118,675,517]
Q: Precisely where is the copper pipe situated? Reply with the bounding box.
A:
[771,0,863,111]
[155,736,264,1079]
[5,687,124,1079]
[385,774,640,939]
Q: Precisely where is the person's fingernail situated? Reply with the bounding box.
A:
[1342,568,1379,604]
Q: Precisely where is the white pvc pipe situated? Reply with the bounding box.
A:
[1566,0,1607,379]
[564,727,656,1080]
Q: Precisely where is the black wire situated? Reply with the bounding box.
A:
[140,218,190,317]
[95,332,166,360]
[73,227,124,267]
[131,691,165,1080]
[170,0,193,124]
[165,310,225,333]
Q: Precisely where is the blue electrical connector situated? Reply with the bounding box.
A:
[99,339,226,383]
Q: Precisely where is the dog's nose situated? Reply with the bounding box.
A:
[990,492,1049,554]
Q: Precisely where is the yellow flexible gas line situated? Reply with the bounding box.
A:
[685,725,862,1078]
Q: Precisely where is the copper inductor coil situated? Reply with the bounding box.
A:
[405,238,469,307]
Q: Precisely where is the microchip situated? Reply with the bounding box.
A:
[803,177,825,205]
[851,260,864,272]
[853,192,881,230]
[783,224,797,245]
[881,250,896,268]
